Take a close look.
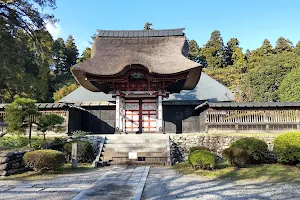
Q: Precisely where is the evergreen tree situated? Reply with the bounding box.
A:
[225,38,240,66]
[275,37,293,53]
[52,38,67,75]
[293,41,300,55]
[65,35,79,69]
[245,49,252,61]
[200,30,226,68]
[247,39,273,69]
[78,47,92,63]
[256,39,273,56]
[188,40,200,62]
[279,67,300,102]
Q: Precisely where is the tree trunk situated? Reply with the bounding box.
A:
[28,122,32,147]
[43,132,46,144]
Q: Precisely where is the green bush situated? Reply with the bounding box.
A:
[274,132,300,164]
[223,147,250,167]
[230,137,268,163]
[64,141,94,163]
[24,150,65,171]
[190,146,210,153]
[188,150,216,170]
[46,137,67,151]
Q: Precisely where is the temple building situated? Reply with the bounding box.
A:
[68,28,233,134]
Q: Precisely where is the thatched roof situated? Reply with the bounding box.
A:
[71,28,202,92]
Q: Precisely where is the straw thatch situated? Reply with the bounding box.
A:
[71,29,202,92]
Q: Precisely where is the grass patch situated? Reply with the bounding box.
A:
[0,163,95,181]
[174,161,300,182]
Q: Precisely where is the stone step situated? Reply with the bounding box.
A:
[104,147,167,152]
[102,152,167,162]
[104,143,167,148]
[105,135,169,141]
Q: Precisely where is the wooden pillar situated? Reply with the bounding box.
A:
[119,97,124,132]
[157,95,163,132]
[115,95,120,132]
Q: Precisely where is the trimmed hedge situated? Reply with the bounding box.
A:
[24,150,65,172]
[64,141,94,163]
[230,137,268,163]
[190,146,210,153]
[274,132,300,164]
[223,147,250,167]
[188,150,216,170]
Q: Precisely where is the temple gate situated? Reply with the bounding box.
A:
[70,28,202,133]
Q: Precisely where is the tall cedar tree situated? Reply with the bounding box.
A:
[65,35,79,70]
[200,30,226,68]
[225,38,239,66]
[188,40,200,62]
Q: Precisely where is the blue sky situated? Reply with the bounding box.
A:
[46,0,300,53]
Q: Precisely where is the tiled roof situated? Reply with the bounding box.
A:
[97,28,185,38]
[0,103,68,109]
[207,102,300,108]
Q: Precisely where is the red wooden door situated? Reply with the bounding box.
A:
[125,99,157,133]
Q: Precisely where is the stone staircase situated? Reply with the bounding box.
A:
[101,134,171,166]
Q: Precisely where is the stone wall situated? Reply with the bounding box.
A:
[170,134,276,164]
[0,151,28,176]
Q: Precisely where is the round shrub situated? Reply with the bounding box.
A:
[274,132,300,164]
[64,141,94,163]
[24,150,65,172]
[188,150,216,170]
[230,137,268,163]
[222,147,250,167]
[46,137,67,151]
[190,146,210,153]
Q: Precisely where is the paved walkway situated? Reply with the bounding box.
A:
[0,166,150,200]
[142,167,300,200]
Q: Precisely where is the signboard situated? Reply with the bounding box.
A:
[128,152,137,159]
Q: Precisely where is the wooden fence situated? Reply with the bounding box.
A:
[205,109,300,132]
[0,110,68,135]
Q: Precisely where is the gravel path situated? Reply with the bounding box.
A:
[142,167,300,200]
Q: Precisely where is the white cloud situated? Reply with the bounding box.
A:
[46,22,62,39]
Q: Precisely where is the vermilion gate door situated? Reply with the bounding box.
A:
[125,100,139,133]
[125,99,157,133]
[142,99,157,132]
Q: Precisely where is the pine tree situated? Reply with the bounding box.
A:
[200,30,226,68]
